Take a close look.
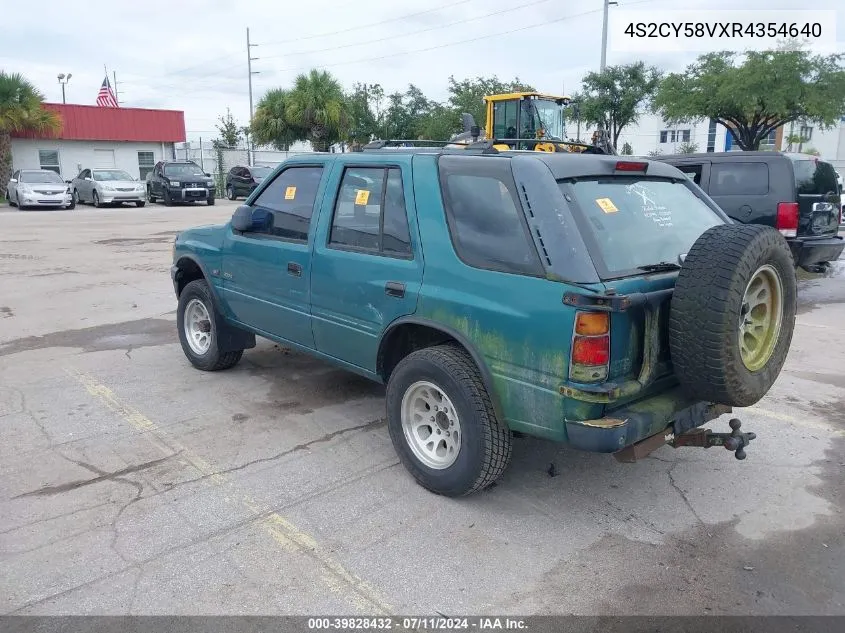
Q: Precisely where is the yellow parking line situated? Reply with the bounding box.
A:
[64,366,393,615]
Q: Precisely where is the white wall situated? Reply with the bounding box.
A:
[10,139,175,180]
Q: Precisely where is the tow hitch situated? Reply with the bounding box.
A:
[614,418,756,462]
[669,418,756,460]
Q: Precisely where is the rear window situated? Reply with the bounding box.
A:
[794,159,839,195]
[561,178,724,277]
[709,162,769,196]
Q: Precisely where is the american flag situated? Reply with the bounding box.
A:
[96,76,118,107]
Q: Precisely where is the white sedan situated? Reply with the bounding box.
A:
[5,169,74,210]
[71,168,146,207]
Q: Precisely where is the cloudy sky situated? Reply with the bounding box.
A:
[2,0,842,141]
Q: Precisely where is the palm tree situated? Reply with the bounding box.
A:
[250,88,305,151]
[285,70,350,152]
[1,72,61,189]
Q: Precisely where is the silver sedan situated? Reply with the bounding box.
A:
[71,168,146,207]
[5,169,74,210]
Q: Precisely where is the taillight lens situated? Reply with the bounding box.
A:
[570,311,610,383]
[776,202,799,237]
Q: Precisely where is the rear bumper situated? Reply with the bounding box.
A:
[565,391,731,453]
[788,235,844,267]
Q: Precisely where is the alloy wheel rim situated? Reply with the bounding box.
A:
[400,380,461,469]
[184,298,213,355]
[739,264,784,372]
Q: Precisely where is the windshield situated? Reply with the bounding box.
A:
[560,178,723,278]
[164,163,205,177]
[93,169,133,181]
[20,171,63,183]
[532,99,565,140]
[251,167,272,178]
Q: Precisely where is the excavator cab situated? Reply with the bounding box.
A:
[485,92,570,150]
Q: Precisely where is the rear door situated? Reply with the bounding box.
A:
[791,157,842,238]
[309,158,423,371]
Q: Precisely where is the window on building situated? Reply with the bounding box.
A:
[800,125,813,141]
[681,129,691,142]
[659,131,668,144]
[329,167,412,257]
[138,152,155,180]
[760,129,777,148]
[250,165,324,241]
[706,118,717,152]
[710,162,769,196]
[38,150,60,175]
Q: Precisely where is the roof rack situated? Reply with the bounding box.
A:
[362,139,450,150]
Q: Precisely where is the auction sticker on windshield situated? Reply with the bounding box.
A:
[596,197,619,213]
[355,189,370,205]
[285,186,297,200]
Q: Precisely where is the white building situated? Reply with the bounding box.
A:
[11,103,185,181]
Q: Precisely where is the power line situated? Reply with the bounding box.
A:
[262,0,556,61]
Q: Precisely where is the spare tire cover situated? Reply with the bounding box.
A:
[668,223,797,407]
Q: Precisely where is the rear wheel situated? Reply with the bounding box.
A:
[669,224,797,407]
[386,343,512,497]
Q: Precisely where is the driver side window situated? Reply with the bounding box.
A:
[249,165,325,242]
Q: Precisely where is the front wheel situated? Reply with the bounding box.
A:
[226,185,235,201]
[147,187,157,203]
[92,191,102,208]
[163,189,173,206]
[136,201,146,208]
[207,196,215,206]
[386,344,512,497]
[176,279,243,371]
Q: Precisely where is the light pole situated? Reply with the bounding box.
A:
[57,73,72,104]
[600,1,618,71]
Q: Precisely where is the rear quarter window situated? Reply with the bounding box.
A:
[794,159,840,195]
[562,177,724,277]
[709,162,769,196]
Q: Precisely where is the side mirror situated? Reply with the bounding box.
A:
[85,177,92,181]
[231,205,272,232]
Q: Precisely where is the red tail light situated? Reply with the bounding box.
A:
[570,311,610,383]
[776,202,799,237]
[615,161,648,172]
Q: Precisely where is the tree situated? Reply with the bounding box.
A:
[653,50,845,151]
[251,88,305,151]
[345,82,384,147]
[620,142,633,155]
[285,69,350,151]
[215,107,242,148]
[677,141,700,154]
[446,75,535,130]
[0,72,61,188]
[572,62,662,148]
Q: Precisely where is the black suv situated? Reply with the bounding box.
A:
[224,165,273,201]
[146,160,216,206]
[657,152,842,271]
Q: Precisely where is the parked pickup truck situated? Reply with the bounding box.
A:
[657,151,843,272]
[170,142,797,497]
[146,160,216,206]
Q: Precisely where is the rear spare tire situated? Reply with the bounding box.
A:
[669,224,797,407]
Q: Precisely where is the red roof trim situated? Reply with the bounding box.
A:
[12,103,186,143]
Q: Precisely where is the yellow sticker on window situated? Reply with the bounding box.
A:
[284,186,296,200]
[355,189,370,205]
[596,197,618,213]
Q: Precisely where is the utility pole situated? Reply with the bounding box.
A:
[600,0,618,71]
[247,27,260,166]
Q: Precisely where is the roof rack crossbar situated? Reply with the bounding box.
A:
[362,139,451,150]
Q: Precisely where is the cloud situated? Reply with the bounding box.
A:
[2,0,842,140]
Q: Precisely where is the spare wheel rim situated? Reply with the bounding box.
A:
[739,264,784,372]
[401,380,461,469]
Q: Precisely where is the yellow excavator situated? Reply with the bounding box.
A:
[447,92,617,155]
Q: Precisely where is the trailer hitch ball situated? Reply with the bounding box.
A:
[724,418,756,460]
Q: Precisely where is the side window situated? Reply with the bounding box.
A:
[328,167,412,256]
[330,167,384,251]
[440,163,540,275]
[251,165,324,241]
[678,164,703,185]
[710,162,768,196]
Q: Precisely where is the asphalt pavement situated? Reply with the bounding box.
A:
[0,200,843,616]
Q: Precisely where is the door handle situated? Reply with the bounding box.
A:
[287,262,302,277]
[385,281,405,298]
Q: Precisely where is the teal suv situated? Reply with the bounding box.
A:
[171,143,797,496]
